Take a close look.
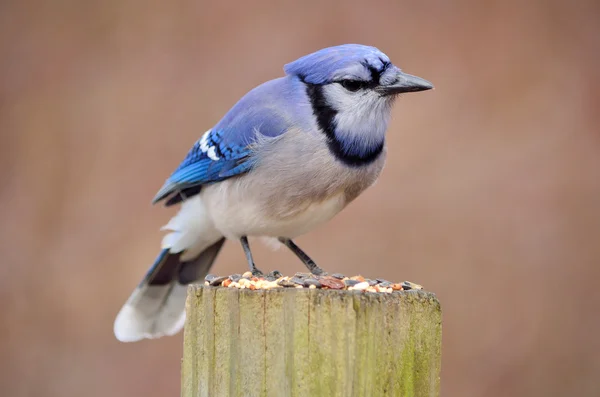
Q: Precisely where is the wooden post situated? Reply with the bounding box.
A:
[182,286,441,397]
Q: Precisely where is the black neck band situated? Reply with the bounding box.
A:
[305,83,383,167]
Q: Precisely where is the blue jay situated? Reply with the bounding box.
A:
[114,44,432,342]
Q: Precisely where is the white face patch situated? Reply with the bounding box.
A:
[197,129,220,161]
[322,83,393,146]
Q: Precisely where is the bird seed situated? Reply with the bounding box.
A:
[203,272,424,293]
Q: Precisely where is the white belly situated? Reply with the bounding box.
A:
[202,182,346,239]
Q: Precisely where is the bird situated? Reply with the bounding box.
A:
[113,44,433,342]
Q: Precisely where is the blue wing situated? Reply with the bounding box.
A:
[152,77,305,206]
[152,128,255,206]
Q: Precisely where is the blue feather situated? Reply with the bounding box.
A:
[283,44,390,84]
[152,130,252,204]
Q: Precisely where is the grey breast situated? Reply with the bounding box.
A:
[243,128,387,219]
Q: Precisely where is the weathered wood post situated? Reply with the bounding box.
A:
[181,284,441,397]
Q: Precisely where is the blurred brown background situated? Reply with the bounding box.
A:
[1,0,599,396]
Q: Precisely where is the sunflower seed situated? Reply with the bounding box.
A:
[303,278,322,288]
[320,277,345,289]
[344,279,360,287]
[229,274,242,282]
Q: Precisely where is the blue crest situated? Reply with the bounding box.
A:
[283,44,391,84]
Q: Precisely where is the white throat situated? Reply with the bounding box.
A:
[323,84,393,152]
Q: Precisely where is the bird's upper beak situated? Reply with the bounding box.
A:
[377,71,433,96]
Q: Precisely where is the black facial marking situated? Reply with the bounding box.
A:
[338,78,378,91]
[335,60,389,90]
[304,83,384,167]
[367,64,381,84]
[379,58,391,70]
[339,79,365,92]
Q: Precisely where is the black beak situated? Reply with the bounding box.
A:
[377,71,433,96]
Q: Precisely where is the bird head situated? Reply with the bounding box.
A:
[284,44,432,164]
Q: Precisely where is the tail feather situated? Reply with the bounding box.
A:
[114,238,226,342]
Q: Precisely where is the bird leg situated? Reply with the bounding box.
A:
[240,236,264,276]
[278,237,325,275]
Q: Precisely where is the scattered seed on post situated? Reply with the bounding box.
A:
[209,276,229,286]
[303,278,322,288]
[352,281,369,291]
[344,279,360,287]
[198,271,424,293]
[320,277,345,290]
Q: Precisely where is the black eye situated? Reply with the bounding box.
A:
[339,80,365,92]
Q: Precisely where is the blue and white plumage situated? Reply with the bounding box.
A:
[114,44,433,342]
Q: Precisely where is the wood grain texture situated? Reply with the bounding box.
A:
[182,286,442,397]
